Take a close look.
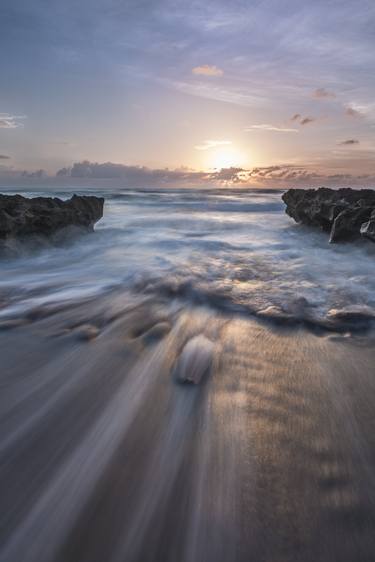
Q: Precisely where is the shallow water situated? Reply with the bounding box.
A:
[1,187,375,331]
[1,187,375,562]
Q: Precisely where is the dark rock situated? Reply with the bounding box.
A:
[0,194,104,240]
[329,205,373,242]
[360,210,375,241]
[282,188,375,243]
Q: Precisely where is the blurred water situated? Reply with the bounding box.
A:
[1,187,375,331]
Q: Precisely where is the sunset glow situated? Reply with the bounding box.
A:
[208,147,247,171]
[0,1,374,188]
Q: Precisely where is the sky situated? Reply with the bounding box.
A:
[0,0,375,187]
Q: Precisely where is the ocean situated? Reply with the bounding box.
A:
[1,186,375,332]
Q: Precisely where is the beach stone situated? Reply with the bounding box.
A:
[74,324,100,341]
[0,194,104,240]
[174,334,214,385]
[282,188,375,243]
[142,321,171,344]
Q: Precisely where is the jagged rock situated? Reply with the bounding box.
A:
[360,210,375,242]
[329,205,373,242]
[0,194,104,240]
[282,188,375,243]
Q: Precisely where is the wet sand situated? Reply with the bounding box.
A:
[1,293,375,562]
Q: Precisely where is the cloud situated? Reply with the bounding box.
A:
[164,78,262,108]
[338,139,360,145]
[192,65,224,77]
[0,154,10,159]
[194,140,232,150]
[290,114,316,125]
[0,113,26,129]
[345,106,364,118]
[245,124,298,133]
[209,167,247,182]
[248,166,320,181]
[21,169,46,178]
[56,161,209,184]
[0,157,371,189]
[313,88,336,99]
[56,167,70,176]
[300,117,315,125]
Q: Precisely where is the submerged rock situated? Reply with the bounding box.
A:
[282,187,375,243]
[174,334,215,385]
[142,321,171,344]
[74,324,100,341]
[0,193,104,240]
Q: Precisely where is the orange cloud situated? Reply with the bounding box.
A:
[194,140,232,150]
[192,65,224,77]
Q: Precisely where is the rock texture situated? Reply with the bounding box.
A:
[0,194,104,239]
[282,187,375,242]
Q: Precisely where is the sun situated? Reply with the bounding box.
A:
[209,147,246,170]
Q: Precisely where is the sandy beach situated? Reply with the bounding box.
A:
[1,288,375,562]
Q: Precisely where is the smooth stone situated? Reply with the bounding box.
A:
[174,334,215,385]
[74,324,100,341]
[142,321,171,344]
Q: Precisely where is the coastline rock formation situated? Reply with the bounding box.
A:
[282,187,375,242]
[0,194,104,240]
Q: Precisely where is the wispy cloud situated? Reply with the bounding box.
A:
[192,64,224,77]
[166,79,261,107]
[345,106,364,118]
[245,124,298,133]
[194,140,232,150]
[338,139,360,145]
[0,113,26,129]
[313,88,336,99]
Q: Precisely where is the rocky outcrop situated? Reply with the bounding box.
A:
[0,194,104,240]
[282,187,375,242]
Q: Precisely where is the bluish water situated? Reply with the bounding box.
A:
[1,186,375,331]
